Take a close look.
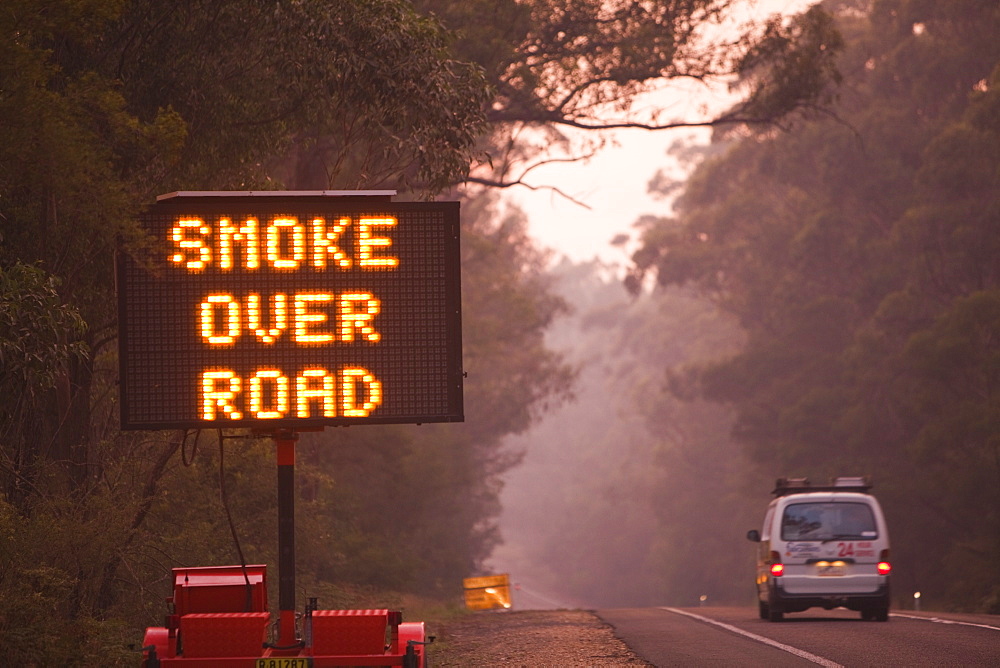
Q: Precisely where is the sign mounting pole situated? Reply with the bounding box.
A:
[275,429,298,648]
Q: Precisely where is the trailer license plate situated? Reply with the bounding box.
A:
[256,659,312,668]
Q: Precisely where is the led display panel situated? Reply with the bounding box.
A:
[117,192,463,430]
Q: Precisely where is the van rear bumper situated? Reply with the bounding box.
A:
[770,581,890,612]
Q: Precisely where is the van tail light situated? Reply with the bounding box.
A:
[769,551,784,576]
[877,549,891,575]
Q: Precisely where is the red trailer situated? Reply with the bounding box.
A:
[142,565,429,667]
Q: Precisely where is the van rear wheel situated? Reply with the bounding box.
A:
[861,606,889,622]
[767,604,784,622]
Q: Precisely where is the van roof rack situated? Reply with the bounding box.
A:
[772,476,872,496]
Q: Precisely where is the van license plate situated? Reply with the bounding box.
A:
[816,564,846,576]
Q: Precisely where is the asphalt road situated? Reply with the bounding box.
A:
[596,606,1000,667]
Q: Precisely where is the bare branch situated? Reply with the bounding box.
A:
[464,175,592,210]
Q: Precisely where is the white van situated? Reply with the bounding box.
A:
[746,476,891,622]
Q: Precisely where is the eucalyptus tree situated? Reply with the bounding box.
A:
[1,0,489,488]
[1,0,493,654]
[413,0,845,190]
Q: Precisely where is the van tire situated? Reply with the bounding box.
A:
[861,606,889,622]
[767,604,784,622]
[758,600,768,619]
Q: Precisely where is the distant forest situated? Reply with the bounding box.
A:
[501,0,1000,614]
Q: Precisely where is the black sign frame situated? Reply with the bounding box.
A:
[116,192,463,430]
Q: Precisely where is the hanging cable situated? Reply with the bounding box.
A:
[181,429,201,467]
[217,429,253,611]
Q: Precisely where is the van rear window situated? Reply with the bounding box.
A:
[781,502,877,541]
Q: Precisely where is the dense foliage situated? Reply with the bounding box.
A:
[0,1,553,663]
[632,0,1000,611]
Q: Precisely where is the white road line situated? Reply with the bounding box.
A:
[660,607,844,668]
[891,613,1000,632]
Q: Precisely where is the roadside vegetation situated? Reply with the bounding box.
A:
[1,1,996,665]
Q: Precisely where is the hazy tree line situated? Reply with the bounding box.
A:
[494,261,751,608]
[0,0,839,663]
[624,0,999,612]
